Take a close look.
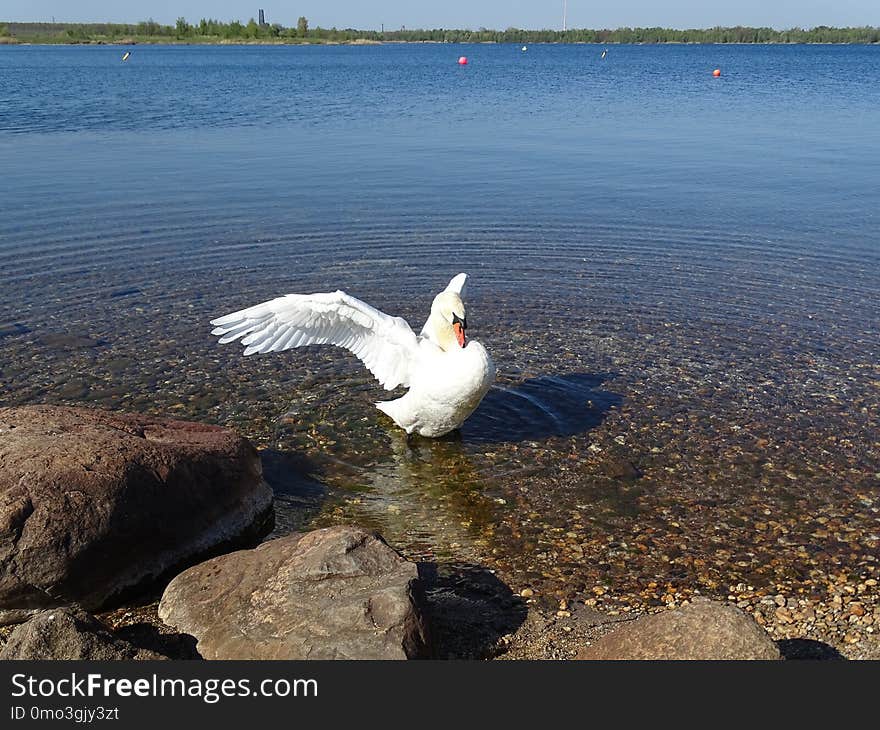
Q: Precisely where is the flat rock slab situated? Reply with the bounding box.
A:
[159,526,430,659]
[577,598,781,660]
[0,607,164,660]
[0,405,273,624]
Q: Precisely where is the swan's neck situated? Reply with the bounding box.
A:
[423,311,456,352]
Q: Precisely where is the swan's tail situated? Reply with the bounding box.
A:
[376,398,416,434]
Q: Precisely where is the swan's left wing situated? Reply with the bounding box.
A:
[210,291,420,390]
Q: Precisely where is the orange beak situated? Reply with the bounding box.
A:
[453,321,466,348]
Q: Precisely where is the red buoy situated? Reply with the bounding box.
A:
[458,56,468,65]
[712,68,721,77]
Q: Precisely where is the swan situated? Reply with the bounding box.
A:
[210,273,495,437]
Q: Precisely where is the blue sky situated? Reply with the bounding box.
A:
[3,1,878,30]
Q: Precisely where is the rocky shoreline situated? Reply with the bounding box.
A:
[0,405,875,660]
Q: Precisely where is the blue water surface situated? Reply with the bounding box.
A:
[2,44,878,307]
[1,43,879,611]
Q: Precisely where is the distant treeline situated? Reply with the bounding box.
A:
[3,19,880,45]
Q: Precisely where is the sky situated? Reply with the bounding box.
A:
[3,1,879,31]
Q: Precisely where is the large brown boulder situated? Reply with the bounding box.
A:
[0,405,273,624]
[0,607,164,660]
[158,526,431,660]
[576,598,781,660]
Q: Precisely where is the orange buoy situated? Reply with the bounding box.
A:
[458,56,468,65]
[712,68,721,77]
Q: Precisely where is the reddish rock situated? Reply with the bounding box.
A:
[0,405,273,623]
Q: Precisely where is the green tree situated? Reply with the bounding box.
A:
[225,20,244,38]
[297,16,309,37]
[0,23,8,37]
[246,17,260,38]
[136,18,160,36]
[66,24,89,40]
[175,17,190,38]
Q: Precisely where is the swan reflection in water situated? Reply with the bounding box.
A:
[269,372,621,560]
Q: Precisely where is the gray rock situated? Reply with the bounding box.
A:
[0,405,273,624]
[0,607,163,660]
[158,526,430,659]
[576,598,781,660]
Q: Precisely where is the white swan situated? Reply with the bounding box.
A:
[210,273,495,437]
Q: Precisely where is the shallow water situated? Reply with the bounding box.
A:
[1,43,878,613]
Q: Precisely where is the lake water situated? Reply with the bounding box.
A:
[1,44,878,620]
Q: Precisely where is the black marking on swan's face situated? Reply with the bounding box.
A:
[451,311,467,348]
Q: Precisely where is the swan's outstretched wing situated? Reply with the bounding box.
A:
[210,291,419,391]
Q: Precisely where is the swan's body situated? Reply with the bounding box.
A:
[210,274,495,437]
[375,336,493,437]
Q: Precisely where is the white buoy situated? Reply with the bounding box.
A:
[522,46,527,52]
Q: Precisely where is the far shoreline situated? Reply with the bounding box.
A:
[4,20,879,47]
[3,38,879,47]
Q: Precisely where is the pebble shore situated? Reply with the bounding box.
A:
[1,286,877,659]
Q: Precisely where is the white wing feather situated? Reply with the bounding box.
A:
[210,291,420,391]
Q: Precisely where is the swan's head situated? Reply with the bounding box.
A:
[429,290,467,351]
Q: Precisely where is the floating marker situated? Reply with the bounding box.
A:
[522,46,527,52]
[713,68,721,77]
[601,49,607,59]
[458,56,468,65]
[122,51,131,62]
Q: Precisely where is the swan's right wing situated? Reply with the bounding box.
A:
[210,291,420,391]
